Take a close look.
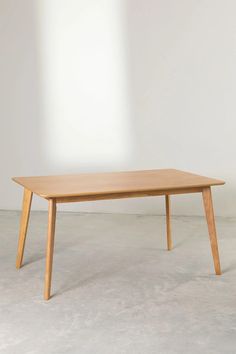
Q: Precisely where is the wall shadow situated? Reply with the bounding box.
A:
[0,0,47,210]
[123,0,234,216]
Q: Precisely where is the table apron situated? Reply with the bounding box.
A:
[52,187,204,203]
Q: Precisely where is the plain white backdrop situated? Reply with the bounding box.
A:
[0,0,235,216]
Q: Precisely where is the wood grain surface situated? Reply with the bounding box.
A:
[12,169,224,199]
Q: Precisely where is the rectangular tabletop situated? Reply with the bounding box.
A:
[12,169,225,200]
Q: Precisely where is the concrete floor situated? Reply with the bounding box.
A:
[0,210,236,354]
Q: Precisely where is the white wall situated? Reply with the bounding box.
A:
[0,0,235,216]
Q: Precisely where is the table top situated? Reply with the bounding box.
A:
[12,169,225,199]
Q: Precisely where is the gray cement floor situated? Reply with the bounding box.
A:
[0,210,236,354]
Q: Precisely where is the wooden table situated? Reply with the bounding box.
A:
[12,169,225,300]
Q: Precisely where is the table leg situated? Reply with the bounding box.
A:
[202,187,221,275]
[16,188,33,269]
[165,195,172,250]
[44,199,57,300]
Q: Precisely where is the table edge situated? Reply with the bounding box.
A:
[12,177,225,199]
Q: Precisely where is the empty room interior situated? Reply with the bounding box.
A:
[1,1,236,353]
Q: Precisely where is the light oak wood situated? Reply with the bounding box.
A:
[202,187,221,275]
[55,187,203,203]
[165,195,172,250]
[16,188,33,269]
[44,199,56,300]
[12,169,224,300]
[12,169,224,199]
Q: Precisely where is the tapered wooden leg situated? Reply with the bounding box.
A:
[202,187,221,275]
[16,188,33,269]
[165,195,172,250]
[44,199,57,300]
